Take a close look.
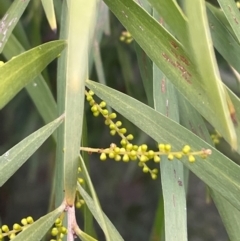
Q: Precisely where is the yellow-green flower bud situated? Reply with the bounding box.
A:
[93,111,100,117]
[13,223,22,231]
[91,105,98,112]
[2,225,9,232]
[51,227,59,236]
[109,113,117,119]
[151,173,157,180]
[102,109,108,115]
[143,166,149,173]
[175,153,183,159]
[182,145,191,154]
[120,139,127,146]
[141,144,148,152]
[154,155,160,163]
[55,218,62,226]
[75,201,82,209]
[158,144,165,152]
[100,153,107,161]
[99,101,106,108]
[126,143,133,150]
[165,144,171,152]
[147,150,155,158]
[21,219,28,226]
[110,130,116,136]
[188,155,195,163]
[126,134,134,140]
[140,155,148,162]
[123,154,129,162]
[115,155,121,161]
[115,121,122,127]
[89,90,94,96]
[167,154,174,160]
[9,233,16,240]
[119,128,127,134]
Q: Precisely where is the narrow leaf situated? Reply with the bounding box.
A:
[86,80,240,211]
[77,183,124,241]
[2,34,58,134]
[0,40,66,109]
[0,0,30,53]
[0,114,64,187]
[217,0,240,44]
[41,0,57,32]
[185,0,236,149]
[13,204,65,241]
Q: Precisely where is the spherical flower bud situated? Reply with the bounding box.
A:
[143,166,149,173]
[13,223,22,231]
[110,130,116,136]
[9,233,16,240]
[126,144,133,150]
[158,144,165,152]
[2,225,9,232]
[89,90,94,96]
[188,155,195,163]
[100,153,107,161]
[51,227,59,236]
[126,134,134,140]
[93,111,100,117]
[109,113,117,119]
[154,155,160,163]
[61,227,67,234]
[182,145,191,154]
[21,219,28,226]
[123,154,129,162]
[141,144,148,152]
[120,139,127,146]
[91,105,98,113]
[115,155,121,161]
[119,128,127,134]
[102,109,108,115]
[115,121,122,127]
[165,144,171,152]
[75,201,82,209]
[167,154,174,160]
[99,101,106,108]
[151,173,157,180]
[175,153,183,159]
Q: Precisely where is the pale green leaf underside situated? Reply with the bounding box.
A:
[0,0,30,53]
[86,80,240,211]
[0,40,66,109]
[13,205,65,241]
[0,114,64,187]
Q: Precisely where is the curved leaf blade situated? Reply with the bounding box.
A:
[77,183,124,241]
[0,114,64,187]
[41,0,57,31]
[0,40,66,109]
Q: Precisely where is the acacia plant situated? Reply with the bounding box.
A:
[0,0,240,240]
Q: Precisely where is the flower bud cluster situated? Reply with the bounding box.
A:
[210,130,221,145]
[84,90,212,179]
[50,217,67,241]
[119,31,133,44]
[0,216,34,240]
